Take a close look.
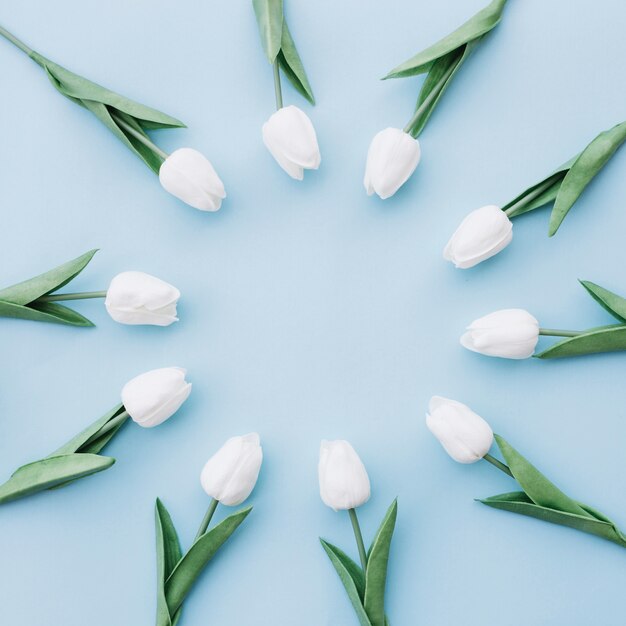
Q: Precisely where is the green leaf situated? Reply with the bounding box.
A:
[277,19,315,105]
[383,0,508,79]
[0,249,98,305]
[83,102,165,174]
[408,42,473,137]
[501,170,570,218]
[164,506,252,615]
[31,53,185,129]
[0,299,94,326]
[0,453,115,505]
[579,280,626,323]
[549,121,626,235]
[535,324,626,359]
[479,491,626,547]
[26,53,184,173]
[364,500,397,626]
[252,0,284,63]
[155,499,183,626]
[51,403,126,457]
[494,436,589,517]
[320,540,365,599]
[320,539,372,626]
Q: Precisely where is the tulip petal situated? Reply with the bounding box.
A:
[363,128,421,199]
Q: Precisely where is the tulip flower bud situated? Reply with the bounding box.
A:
[461,308,539,359]
[121,367,191,428]
[318,440,371,511]
[443,205,513,269]
[200,433,263,506]
[363,127,421,199]
[426,396,493,463]
[262,105,321,180]
[159,147,226,211]
[104,271,180,326]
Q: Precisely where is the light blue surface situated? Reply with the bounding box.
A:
[1,1,626,624]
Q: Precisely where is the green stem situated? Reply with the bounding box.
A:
[0,24,34,56]
[348,508,368,572]
[483,453,514,478]
[81,410,130,449]
[403,58,458,138]
[503,174,563,217]
[111,112,168,160]
[37,290,107,303]
[539,328,584,338]
[273,60,283,110]
[195,498,219,541]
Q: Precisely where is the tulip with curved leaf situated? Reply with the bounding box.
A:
[0,250,182,328]
[0,23,226,210]
[463,280,626,360]
[0,368,191,505]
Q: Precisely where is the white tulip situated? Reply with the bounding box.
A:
[426,396,493,464]
[444,205,513,269]
[262,105,321,179]
[319,440,370,511]
[104,271,180,326]
[461,309,539,359]
[200,433,263,506]
[121,367,191,428]
[363,127,421,199]
[159,147,226,211]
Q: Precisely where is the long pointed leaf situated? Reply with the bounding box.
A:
[155,499,183,626]
[480,491,626,547]
[164,506,252,614]
[0,249,97,305]
[383,0,508,79]
[501,169,571,218]
[0,454,114,504]
[31,52,185,128]
[549,121,626,235]
[495,436,588,517]
[277,19,315,105]
[50,404,125,456]
[536,324,626,359]
[320,539,372,626]
[320,540,365,599]
[83,100,164,174]
[0,299,94,326]
[409,42,473,137]
[253,0,284,63]
[579,280,626,323]
[364,500,397,626]
[29,301,95,327]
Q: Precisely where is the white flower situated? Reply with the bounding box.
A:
[319,440,370,511]
[104,271,180,326]
[200,433,263,506]
[444,205,513,269]
[363,127,421,199]
[461,309,539,359]
[426,396,493,464]
[159,147,226,211]
[262,105,321,179]
[121,367,191,428]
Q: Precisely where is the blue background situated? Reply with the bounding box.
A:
[1,1,626,624]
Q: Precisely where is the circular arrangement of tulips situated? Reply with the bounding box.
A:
[0,0,624,625]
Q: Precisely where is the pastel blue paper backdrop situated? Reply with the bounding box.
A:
[1,1,626,624]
